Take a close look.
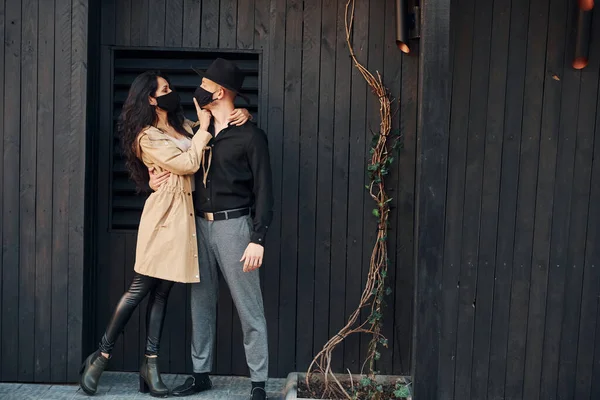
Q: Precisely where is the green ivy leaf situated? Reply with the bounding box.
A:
[372,209,380,217]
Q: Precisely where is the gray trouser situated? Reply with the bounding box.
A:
[190,215,269,381]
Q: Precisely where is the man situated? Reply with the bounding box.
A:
[151,58,273,400]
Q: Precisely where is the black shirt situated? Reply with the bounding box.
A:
[194,121,274,245]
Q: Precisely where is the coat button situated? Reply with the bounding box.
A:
[196,275,199,278]
[194,254,198,258]
[192,233,196,237]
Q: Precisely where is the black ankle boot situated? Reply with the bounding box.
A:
[139,356,169,397]
[79,351,109,395]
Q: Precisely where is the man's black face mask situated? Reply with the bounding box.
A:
[194,86,217,108]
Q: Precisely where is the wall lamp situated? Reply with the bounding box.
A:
[396,0,420,54]
[573,0,594,69]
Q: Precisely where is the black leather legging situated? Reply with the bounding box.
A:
[98,273,174,356]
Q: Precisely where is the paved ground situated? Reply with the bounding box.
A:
[0,372,287,400]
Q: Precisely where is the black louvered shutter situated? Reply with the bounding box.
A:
[110,49,260,230]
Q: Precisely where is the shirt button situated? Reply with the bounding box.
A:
[258,238,262,242]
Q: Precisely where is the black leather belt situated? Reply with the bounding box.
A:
[196,208,250,221]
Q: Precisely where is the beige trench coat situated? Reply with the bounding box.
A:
[133,120,211,283]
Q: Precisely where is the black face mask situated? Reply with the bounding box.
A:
[194,86,217,108]
[155,91,181,113]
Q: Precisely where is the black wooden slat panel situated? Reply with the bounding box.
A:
[0,0,4,375]
[1,0,21,383]
[345,0,368,374]
[19,0,38,381]
[216,279,233,374]
[148,0,166,47]
[328,0,351,374]
[231,304,246,376]
[107,234,127,371]
[50,0,72,382]
[501,0,532,397]
[219,0,237,49]
[101,0,115,45]
[557,55,598,400]
[312,0,335,369]
[236,0,254,49]
[277,0,302,376]
[34,0,55,381]
[296,0,320,371]
[116,0,131,46]
[131,0,149,46]
[440,0,474,395]
[454,0,493,395]
[257,0,281,377]
[168,283,187,373]
[413,0,452,397]
[381,0,400,376]
[165,0,184,47]
[480,0,511,397]
[201,0,219,48]
[574,12,600,397]
[68,0,88,379]
[182,0,201,47]
[523,0,567,397]
[539,2,577,397]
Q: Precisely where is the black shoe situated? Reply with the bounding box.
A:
[139,356,169,398]
[79,351,109,395]
[250,387,268,400]
[171,374,213,397]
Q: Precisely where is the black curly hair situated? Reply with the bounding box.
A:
[117,71,191,191]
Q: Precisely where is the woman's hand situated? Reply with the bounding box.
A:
[148,167,170,191]
[193,98,212,131]
[228,108,252,126]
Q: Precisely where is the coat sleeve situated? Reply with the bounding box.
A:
[138,128,212,175]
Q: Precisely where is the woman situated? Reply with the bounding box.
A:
[79,71,250,397]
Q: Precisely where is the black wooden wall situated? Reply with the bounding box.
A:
[91,0,416,379]
[414,0,600,398]
[0,0,89,383]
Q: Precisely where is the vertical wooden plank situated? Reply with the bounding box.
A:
[1,0,21,382]
[500,0,533,398]
[165,0,183,47]
[219,0,237,48]
[413,0,452,397]
[328,0,351,374]
[453,0,493,396]
[381,0,403,376]
[130,0,149,46]
[520,0,567,396]
[106,235,126,370]
[344,0,368,374]
[587,65,600,400]
[101,0,115,45]
[19,0,39,381]
[168,287,187,373]
[261,0,282,377]
[557,42,599,400]
[277,0,302,376]
[182,0,201,47]
[477,0,510,398]
[215,279,233,374]
[538,2,578,397]
[34,0,55,382]
[574,14,600,397]
[438,0,474,395]
[296,0,320,372]
[200,0,219,48]
[0,0,5,374]
[115,0,131,46]
[68,0,88,380]
[312,0,335,367]
[50,0,71,382]
[122,235,139,371]
[236,0,253,49]
[470,0,510,397]
[148,0,166,46]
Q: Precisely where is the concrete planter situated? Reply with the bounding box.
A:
[284,372,412,400]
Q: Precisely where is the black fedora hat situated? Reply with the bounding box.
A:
[192,58,250,103]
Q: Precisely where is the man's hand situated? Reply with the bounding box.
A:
[228,108,252,126]
[193,98,212,131]
[240,243,264,272]
[148,167,170,191]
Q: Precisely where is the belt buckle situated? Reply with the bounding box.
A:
[204,212,214,221]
